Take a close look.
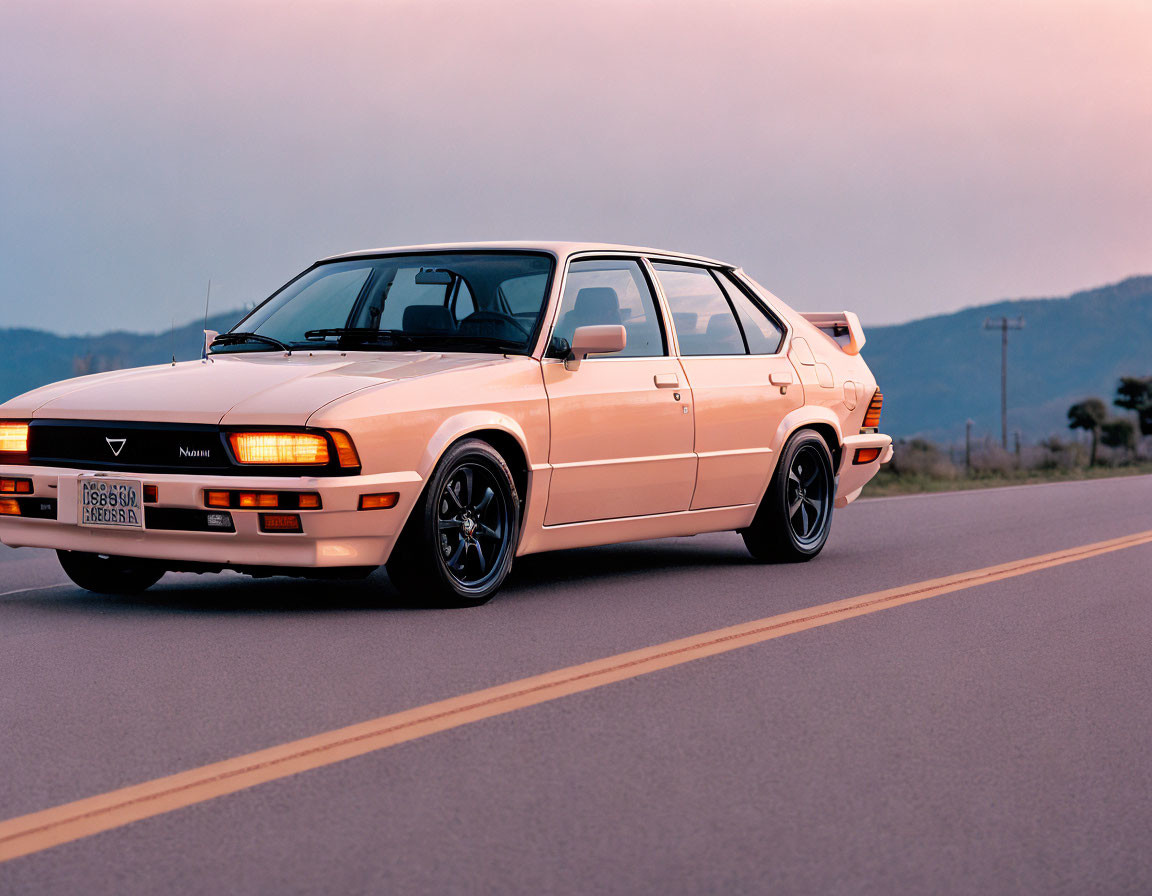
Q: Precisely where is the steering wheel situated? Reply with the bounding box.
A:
[460,311,532,339]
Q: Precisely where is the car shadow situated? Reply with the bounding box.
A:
[7,536,755,616]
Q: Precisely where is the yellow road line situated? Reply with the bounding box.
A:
[2,529,1151,863]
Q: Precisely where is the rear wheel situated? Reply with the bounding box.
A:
[741,430,835,563]
[386,439,519,607]
[57,550,165,595]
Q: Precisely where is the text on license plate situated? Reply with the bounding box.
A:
[79,478,144,528]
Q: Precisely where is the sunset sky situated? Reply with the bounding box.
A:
[2,0,1149,334]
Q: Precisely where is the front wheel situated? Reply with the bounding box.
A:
[57,550,166,595]
[386,439,520,607]
[741,430,835,563]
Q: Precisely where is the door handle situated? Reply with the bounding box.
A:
[769,371,794,385]
[654,373,680,389]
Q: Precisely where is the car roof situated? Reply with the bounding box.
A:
[320,241,728,267]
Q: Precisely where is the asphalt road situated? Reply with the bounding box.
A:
[2,475,1151,894]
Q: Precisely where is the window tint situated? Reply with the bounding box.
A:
[550,258,665,358]
[717,272,784,354]
[652,262,745,356]
[242,264,373,345]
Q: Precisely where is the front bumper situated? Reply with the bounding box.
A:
[0,465,423,569]
[834,433,893,508]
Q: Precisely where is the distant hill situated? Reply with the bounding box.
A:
[1,276,1149,443]
[864,275,1152,442]
[0,309,247,403]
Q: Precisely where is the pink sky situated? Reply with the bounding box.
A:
[1,0,1149,332]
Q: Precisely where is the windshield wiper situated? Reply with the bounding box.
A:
[304,328,420,349]
[211,332,292,354]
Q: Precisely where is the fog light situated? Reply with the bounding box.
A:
[853,447,882,464]
[0,497,21,516]
[206,512,234,529]
[0,478,32,494]
[260,513,301,533]
[359,492,399,510]
[206,490,231,508]
[143,485,158,503]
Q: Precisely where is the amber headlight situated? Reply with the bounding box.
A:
[0,421,30,461]
[228,432,330,465]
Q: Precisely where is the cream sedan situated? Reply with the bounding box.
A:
[0,243,891,605]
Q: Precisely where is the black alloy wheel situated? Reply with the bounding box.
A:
[741,430,835,562]
[386,439,519,606]
[435,461,512,590]
[785,443,832,548]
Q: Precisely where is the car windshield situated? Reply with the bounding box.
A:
[214,252,555,355]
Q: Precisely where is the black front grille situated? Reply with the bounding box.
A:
[25,420,357,477]
[29,420,233,474]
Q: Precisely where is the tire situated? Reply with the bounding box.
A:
[386,438,520,607]
[741,430,835,563]
[57,550,165,595]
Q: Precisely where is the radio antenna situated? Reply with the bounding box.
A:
[203,279,212,333]
[201,279,213,361]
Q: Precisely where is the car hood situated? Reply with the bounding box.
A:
[13,352,515,426]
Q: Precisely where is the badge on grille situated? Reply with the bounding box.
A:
[105,437,127,456]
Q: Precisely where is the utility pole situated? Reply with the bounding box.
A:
[984,316,1025,449]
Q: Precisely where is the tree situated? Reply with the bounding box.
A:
[1101,419,1137,458]
[1068,398,1108,465]
[1114,376,1152,436]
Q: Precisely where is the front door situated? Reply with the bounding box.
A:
[542,257,696,525]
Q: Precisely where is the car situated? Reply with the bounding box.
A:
[0,242,892,606]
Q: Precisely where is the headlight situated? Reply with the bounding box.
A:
[0,421,29,456]
[228,432,330,465]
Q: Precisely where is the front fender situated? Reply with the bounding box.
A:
[418,411,534,483]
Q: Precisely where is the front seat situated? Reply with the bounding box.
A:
[558,287,623,340]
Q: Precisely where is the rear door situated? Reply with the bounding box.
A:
[541,257,696,525]
[649,261,802,510]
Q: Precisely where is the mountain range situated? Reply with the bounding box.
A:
[1,276,1149,443]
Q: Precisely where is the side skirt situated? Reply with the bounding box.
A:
[516,504,759,556]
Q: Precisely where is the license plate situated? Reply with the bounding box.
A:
[79,478,144,529]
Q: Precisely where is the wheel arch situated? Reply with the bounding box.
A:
[417,412,534,520]
[754,408,844,506]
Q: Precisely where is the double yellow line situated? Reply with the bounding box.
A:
[3,529,1151,863]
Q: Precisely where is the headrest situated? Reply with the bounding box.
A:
[573,287,621,320]
[402,304,455,333]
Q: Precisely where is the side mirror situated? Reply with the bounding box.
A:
[203,329,219,359]
[565,325,626,370]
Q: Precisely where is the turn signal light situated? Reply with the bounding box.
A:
[143,485,158,503]
[0,422,29,454]
[0,478,32,494]
[260,513,302,533]
[329,430,361,468]
[862,391,883,430]
[205,489,322,510]
[358,492,399,510]
[0,497,20,516]
[853,447,882,465]
[229,432,329,465]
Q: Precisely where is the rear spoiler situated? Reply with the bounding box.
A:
[798,311,865,355]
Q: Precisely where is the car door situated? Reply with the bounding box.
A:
[542,257,696,525]
[650,261,802,510]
